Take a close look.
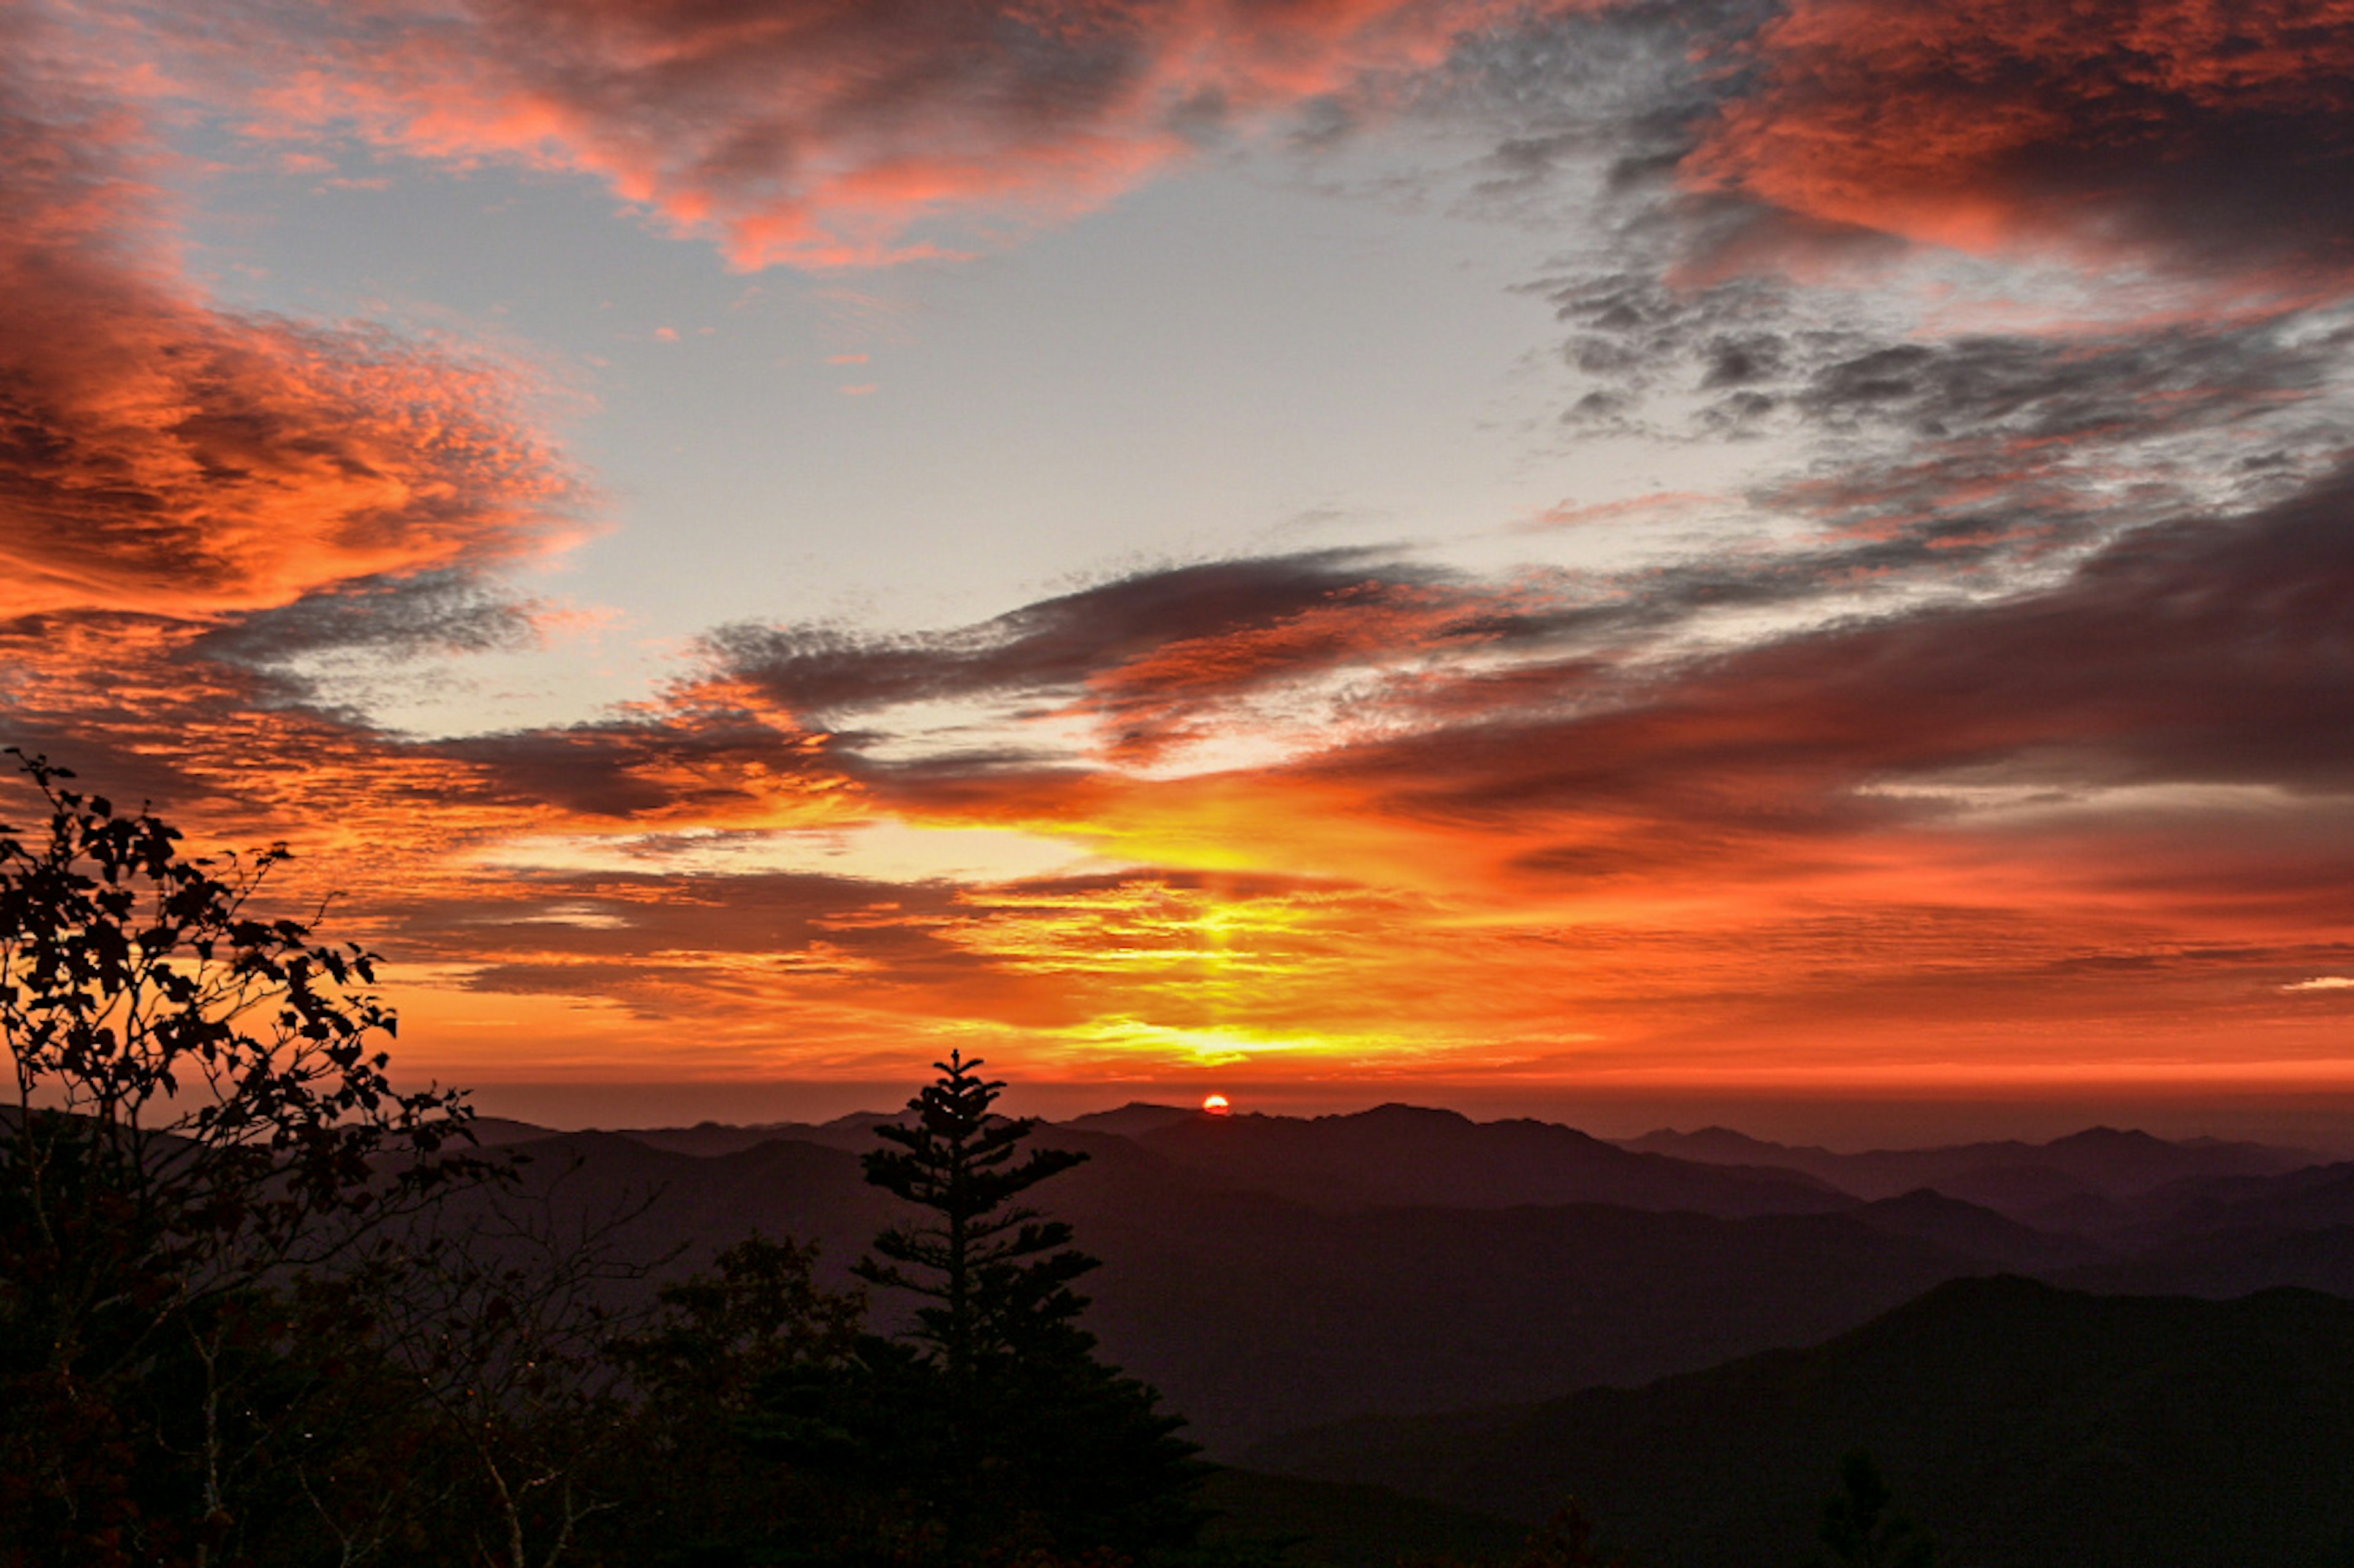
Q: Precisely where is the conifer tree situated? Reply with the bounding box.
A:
[846,1051,1206,1562]
[855,1049,1095,1384]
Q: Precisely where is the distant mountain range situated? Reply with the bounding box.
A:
[442,1102,2354,1463]
[1616,1123,2310,1227]
[420,1103,2354,1560]
[1111,1102,1851,1214]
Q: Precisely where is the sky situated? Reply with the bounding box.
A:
[7,0,2354,1137]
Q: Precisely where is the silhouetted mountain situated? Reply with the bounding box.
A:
[436,1132,902,1301]
[474,1127,2033,1450]
[2138,1159,2354,1236]
[462,1110,2352,1460]
[1070,1195,2010,1450]
[2032,1162,2354,1298]
[1620,1124,2307,1217]
[599,1119,823,1157]
[2062,1222,2354,1300]
[465,1115,558,1146]
[1130,1103,1848,1216]
[1063,1101,1205,1138]
[1848,1188,2107,1272]
[1249,1277,2354,1567]
[1615,1125,1808,1165]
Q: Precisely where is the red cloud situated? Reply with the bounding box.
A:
[0,36,582,619]
[15,0,2354,1090]
[13,504,2354,1089]
[1687,0,2354,275]
[231,0,1520,269]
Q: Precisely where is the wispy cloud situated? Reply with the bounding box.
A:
[0,18,584,622]
[201,0,1531,269]
[12,0,2354,1094]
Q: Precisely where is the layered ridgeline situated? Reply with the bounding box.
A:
[1618,1124,2312,1231]
[1246,1277,2354,1568]
[457,1105,2354,1453]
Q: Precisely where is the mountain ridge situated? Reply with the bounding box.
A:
[1246,1276,2354,1566]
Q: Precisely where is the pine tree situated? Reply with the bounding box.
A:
[845,1051,1206,1562]
[856,1050,1096,1383]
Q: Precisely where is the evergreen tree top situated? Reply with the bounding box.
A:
[863,1050,1090,1230]
[856,1051,1099,1374]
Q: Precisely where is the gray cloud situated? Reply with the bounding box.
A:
[709,550,1438,721]
[1791,322,2349,444]
[189,571,540,687]
[1312,464,2354,839]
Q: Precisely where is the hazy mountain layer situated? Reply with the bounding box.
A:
[470,1125,1990,1448]
[1618,1124,2309,1215]
[455,1108,2354,1453]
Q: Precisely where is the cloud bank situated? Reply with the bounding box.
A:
[9,0,2354,1093]
[224,0,1528,267]
[0,31,582,620]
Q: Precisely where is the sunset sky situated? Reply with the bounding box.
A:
[8,0,2354,1136]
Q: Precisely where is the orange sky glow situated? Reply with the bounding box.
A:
[7,0,2354,1136]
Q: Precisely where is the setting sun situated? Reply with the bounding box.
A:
[12,1,2354,1561]
[8,0,2354,1130]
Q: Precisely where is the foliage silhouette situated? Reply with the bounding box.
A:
[0,750,482,1564]
[606,1233,868,1564]
[767,1051,1210,1564]
[1806,1452,1933,1568]
[364,1160,664,1568]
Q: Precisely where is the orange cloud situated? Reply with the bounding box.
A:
[221,0,1525,268]
[0,35,584,619]
[17,495,2354,1092]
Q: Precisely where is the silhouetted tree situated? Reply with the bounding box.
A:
[778,1051,1206,1563]
[605,1233,867,1563]
[360,1161,665,1568]
[1806,1451,1934,1568]
[856,1050,1096,1385]
[0,751,480,1564]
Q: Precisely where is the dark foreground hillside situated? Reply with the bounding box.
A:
[1250,1277,2354,1568]
[1195,1470,1528,1567]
